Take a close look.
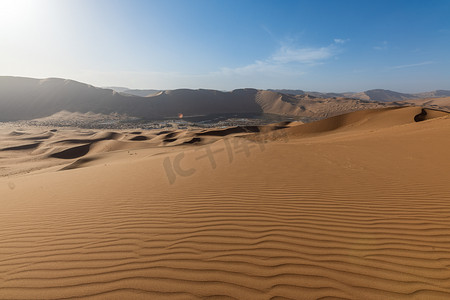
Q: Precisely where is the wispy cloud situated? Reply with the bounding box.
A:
[334,38,348,44]
[219,39,345,76]
[219,60,304,77]
[260,25,278,42]
[388,61,434,69]
[271,45,335,64]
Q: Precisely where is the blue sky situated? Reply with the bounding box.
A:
[1,0,449,92]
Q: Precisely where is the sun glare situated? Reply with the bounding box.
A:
[0,0,38,29]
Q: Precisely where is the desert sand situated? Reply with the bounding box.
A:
[1,106,450,299]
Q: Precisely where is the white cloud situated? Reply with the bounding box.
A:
[219,39,344,77]
[388,61,434,69]
[218,60,306,78]
[271,45,334,64]
[334,38,348,44]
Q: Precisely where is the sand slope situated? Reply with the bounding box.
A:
[1,107,450,299]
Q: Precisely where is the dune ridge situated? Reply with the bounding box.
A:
[1,107,450,299]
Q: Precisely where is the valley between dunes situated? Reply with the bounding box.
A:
[1,106,450,299]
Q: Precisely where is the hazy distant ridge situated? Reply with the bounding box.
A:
[0,77,263,121]
[270,88,450,102]
[1,76,448,122]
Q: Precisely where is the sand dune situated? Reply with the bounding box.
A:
[3,77,449,124]
[1,107,450,299]
[273,89,450,102]
[281,107,448,137]
[255,90,304,115]
[400,97,450,112]
[0,123,281,176]
[0,76,392,122]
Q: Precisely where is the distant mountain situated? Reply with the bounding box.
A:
[120,89,161,97]
[0,76,393,122]
[272,88,450,102]
[270,89,355,99]
[0,77,129,121]
[414,90,450,98]
[268,89,306,96]
[106,87,162,97]
[361,89,419,102]
[104,86,129,93]
[309,92,350,98]
[0,77,261,121]
[357,89,450,102]
[399,96,450,112]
